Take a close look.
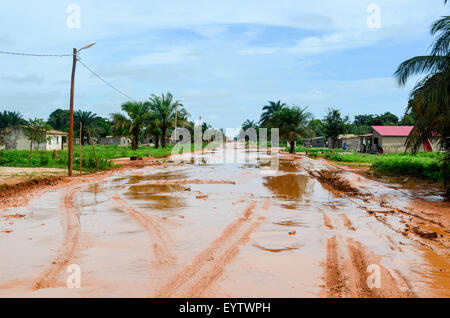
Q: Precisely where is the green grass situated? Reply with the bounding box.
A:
[325,152,379,163]
[322,150,443,182]
[371,154,442,182]
[296,147,443,182]
[288,146,344,157]
[0,142,215,172]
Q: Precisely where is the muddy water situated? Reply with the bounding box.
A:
[0,143,448,297]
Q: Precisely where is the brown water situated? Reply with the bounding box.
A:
[0,143,448,297]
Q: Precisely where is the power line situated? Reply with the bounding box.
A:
[77,57,135,101]
[0,50,71,57]
[0,49,135,101]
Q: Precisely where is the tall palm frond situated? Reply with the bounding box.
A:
[431,15,450,55]
[259,100,287,126]
[0,110,27,128]
[242,119,257,131]
[269,106,312,153]
[149,92,187,147]
[394,56,449,85]
[110,101,150,150]
[395,0,450,198]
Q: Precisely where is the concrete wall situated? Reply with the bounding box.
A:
[46,134,65,151]
[341,137,360,151]
[328,136,360,150]
[100,137,131,146]
[371,132,413,154]
[303,137,326,148]
[0,127,65,151]
[378,135,408,154]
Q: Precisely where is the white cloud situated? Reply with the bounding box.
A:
[0,0,447,128]
[128,48,200,65]
[1,74,45,84]
[238,47,278,55]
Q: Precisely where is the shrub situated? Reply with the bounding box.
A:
[40,156,49,166]
[372,155,442,182]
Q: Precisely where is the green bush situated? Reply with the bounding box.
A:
[372,155,442,181]
[40,155,49,166]
[314,149,444,182]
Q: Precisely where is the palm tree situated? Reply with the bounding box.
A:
[111,101,150,150]
[259,100,287,126]
[242,119,258,131]
[74,110,100,145]
[0,110,27,129]
[144,110,162,148]
[149,92,187,148]
[394,1,450,199]
[269,106,311,153]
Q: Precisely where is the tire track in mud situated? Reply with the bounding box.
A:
[33,187,81,290]
[357,201,449,256]
[304,158,449,289]
[307,159,449,256]
[338,213,356,231]
[156,199,268,298]
[112,195,176,267]
[322,211,413,298]
[325,236,346,297]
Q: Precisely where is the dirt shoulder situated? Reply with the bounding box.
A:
[0,157,169,211]
[0,144,209,211]
[284,151,443,193]
[288,153,450,256]
[0,167,68,186]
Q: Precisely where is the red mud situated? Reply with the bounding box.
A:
[0,144,448,298]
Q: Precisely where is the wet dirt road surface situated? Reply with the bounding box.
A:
[0,143,449,297]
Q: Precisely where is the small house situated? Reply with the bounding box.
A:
[359,126,440,154]
[0,126,68,151]
[362,126,413,154]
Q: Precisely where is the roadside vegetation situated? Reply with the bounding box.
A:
[0,142,216,172]
[241,100,445,185]
[241,1,449,196]
[328,152,442,182]
[0,91,225,174]
[393,0,449,197]
[297,148,443,183]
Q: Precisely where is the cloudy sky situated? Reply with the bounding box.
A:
[0,1,447,129]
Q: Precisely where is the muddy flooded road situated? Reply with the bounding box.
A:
[0,143,449,297]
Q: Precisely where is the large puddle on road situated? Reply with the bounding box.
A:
[0,143,448,297]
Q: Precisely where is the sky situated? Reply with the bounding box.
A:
[0,0,448,129]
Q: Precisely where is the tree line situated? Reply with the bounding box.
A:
[1,92,217,151]
[242,101,413,153]
[242,0,448,198]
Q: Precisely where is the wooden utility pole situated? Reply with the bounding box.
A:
[87,129,99,172]
[174,102,178,144]
[68,47,77,177]
[79,122,82,175]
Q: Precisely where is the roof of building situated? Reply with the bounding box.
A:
[372,126,413,137]
[305,136,326,140]
[48,130,68,136]
[337,134,359,139]
[360,134,373,137]
[0,126,68,136]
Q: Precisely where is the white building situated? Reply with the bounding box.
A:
[0,126,68,151]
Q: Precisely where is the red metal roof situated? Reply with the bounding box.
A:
[372,126,413,137]
[360,134,372,137]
